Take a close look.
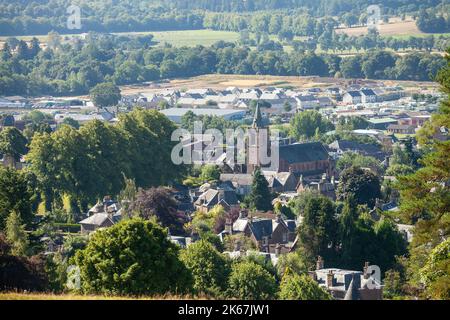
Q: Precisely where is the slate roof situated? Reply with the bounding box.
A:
[79,213,113,226]
[360,89,377,96]
[195,189,239,207]
[249,219,273,241]
[279,142,329,164]
[346,91,361,97]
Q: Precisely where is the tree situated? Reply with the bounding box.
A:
[276,251,309,278]
[419,238,450,300]
[397,52,450,297]
[296,194,338,265]
[74,218,192,295]
[200,165,221,182]
[336,152,383,175]
[179,240,230,296]
[385,164,415,177]
[289,110,333,141]
[0,127,28,161]
[130,187,186,234]
[247,167,272,211]
[61,117,80,129]
[118,176,138,217]
[336,166,381,208]
[279,272,331,300]
[5,211,28,256]
[227,261,277,300]
[0,167,32,230]
[89,82,121,108]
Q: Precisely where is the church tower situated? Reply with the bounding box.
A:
[247,103,264,173]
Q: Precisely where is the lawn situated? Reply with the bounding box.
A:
[0,29,240,48]
[139,29,240,47]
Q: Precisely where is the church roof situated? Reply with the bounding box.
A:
[279,142,328,164]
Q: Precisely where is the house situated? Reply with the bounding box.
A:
[360,89,377,103]
[262,171,298,193]
[367,117,398,130]
[387,124,415,134]
[342,91,362,104]
[79,213,114,234]
[310,258,383,300]
[297,174,338,200]
[79,197,122,234]
[220,173,253,196]
[328,140,386,161]
[194,188,239,213]
[221,214,297,253]
[296,95,319,110]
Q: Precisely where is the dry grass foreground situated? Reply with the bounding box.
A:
[0,292,208,300]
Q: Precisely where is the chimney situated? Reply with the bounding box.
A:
[326,270,335,288]
[239,210,246,219]
[363,261,370,279]
[225,218,233,234]
[316,256,324,270]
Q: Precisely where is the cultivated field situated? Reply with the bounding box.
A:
[335,17,450,37]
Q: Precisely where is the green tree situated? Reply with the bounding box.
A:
[0,127,28,161]
[61,117,80,129]
[179,240,230,296]
[279,272,331,300]
[419,238,450,300]
[396,50,450,297]
[74,218,192,295]
[0,167,32,230]
[336,166,381,208]
[89,82,121,108]
[336,152,383,175]
[5,210,29,256]
[289,110,333,141]
[247,167,272,211]
[200,165,221,182]
[227,261,277,300]
[296,194,338,265]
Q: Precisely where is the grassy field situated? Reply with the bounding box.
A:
[0,29,240,48]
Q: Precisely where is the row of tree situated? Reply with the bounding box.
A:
[0,34,445,97]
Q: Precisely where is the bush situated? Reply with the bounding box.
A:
[279,272,331,300]
[74,218,192,295]
[179,240,230,296]
[227,261,278,300]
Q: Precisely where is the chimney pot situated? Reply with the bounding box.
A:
[326,270,335,288]
[316,256,324,270]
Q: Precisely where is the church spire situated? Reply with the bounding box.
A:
[252,102,263,128]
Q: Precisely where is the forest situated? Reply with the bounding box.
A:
[0,0,448,35]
